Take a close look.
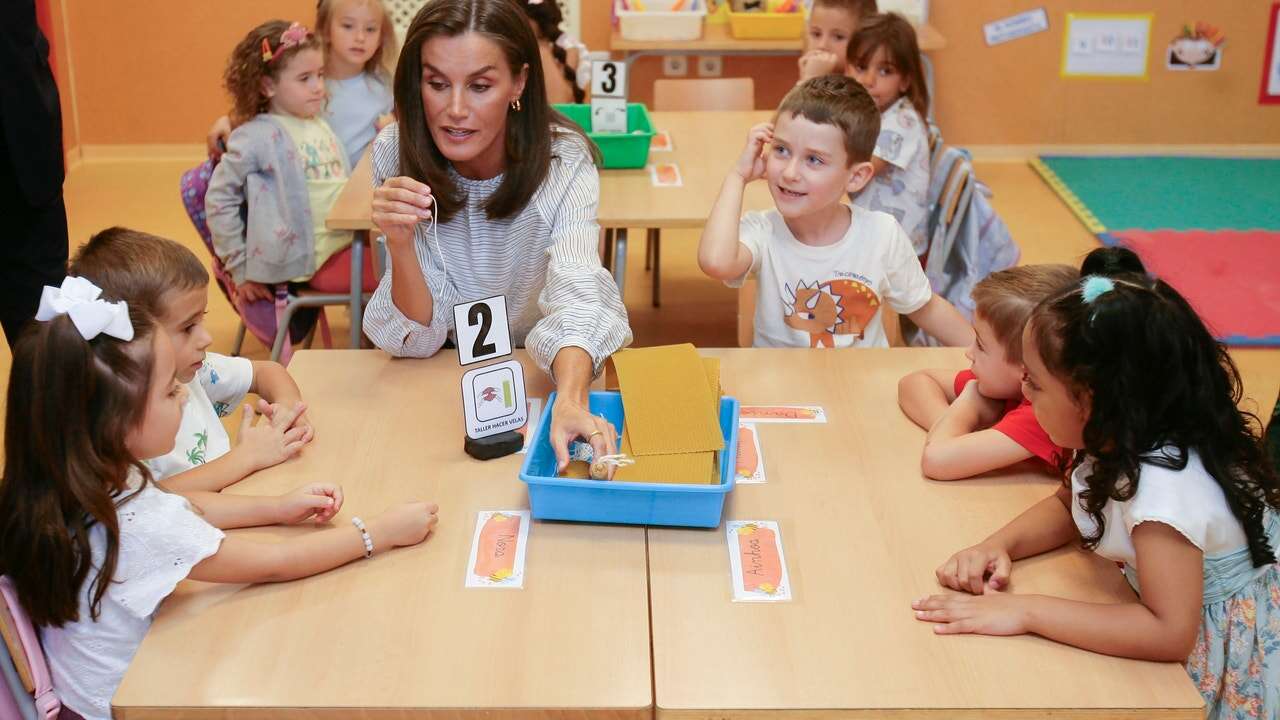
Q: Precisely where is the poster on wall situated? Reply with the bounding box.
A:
[1061,13,1153,80]
[984,8,1050,47]
[1262,2,1280,103]
[1166,22,1224,71]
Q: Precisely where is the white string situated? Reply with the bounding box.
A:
[425,207,447,286]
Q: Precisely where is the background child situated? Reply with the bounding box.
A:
[847,13,931,257]
[70,226,313,493]
[913,248,1280,718]
[206,20,375,303]
[207,0,398,167]
[898,264,1077,480]
[798,0,878,82]
[315,0,398,166]
[0,279,439,720]
[699,75,973,349]
[519,0,588,105]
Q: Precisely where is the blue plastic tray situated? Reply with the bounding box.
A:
[519,391,739,528]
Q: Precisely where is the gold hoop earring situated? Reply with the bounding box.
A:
[510,99,522,112]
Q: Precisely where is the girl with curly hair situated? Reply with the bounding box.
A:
[914,247,1280,719]
[206,20,376,302]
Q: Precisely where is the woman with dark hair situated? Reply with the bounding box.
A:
[364,0,631,470]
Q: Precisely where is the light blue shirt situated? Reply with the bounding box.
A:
[325,72,394,167]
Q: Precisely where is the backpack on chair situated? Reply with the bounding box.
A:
[0,577,60,720]
[179,159,327,364]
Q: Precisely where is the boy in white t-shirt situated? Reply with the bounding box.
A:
[699,75,973,349]
[70,227,315,492]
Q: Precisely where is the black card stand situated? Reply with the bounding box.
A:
[464,431,524,461]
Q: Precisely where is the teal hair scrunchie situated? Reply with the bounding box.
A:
[1081,276,1115,304]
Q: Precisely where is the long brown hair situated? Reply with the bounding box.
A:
[0,310,159,627]
[224,20,323,127]
[848,12,929,118]
[393,0,589,224]
[1029,248,1280,567]
[315,0,400,83]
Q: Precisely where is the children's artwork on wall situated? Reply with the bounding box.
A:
[1166,22,1224,71]
[1061,13,1153,80]
[1262,3,1280,104]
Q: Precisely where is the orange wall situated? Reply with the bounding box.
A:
[67,0,1280,146]
[67,1,313,146]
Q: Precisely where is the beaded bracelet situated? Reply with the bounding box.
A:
[351,516,374,559]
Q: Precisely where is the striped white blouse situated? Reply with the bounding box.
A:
[362,123,632,375]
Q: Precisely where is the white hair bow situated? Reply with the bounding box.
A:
[34,276,134,341]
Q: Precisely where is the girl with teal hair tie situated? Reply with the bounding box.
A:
[915,247,1280,720]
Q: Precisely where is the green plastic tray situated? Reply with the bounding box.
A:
[553,103,654,169]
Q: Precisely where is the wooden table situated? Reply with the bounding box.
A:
[323,111,774,300]
[609,22,946,63]
[649,348,1217,719]
[112,350,653,719]
[115,347,1280,718]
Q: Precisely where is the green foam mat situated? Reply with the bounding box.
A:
[1036,156,1280,232]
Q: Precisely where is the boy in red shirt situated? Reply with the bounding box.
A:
[898,264,1077,480]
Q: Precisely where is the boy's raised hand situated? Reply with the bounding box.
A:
[734,123,774,184]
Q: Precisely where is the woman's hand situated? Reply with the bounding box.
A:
[550,393,619,478]
[936,541,1013,595]
[734,123,774,184]
[372,176,433,251]
[911,590,1033,636]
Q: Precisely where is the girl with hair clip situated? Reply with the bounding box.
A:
[913,248,1280,719]
[365,0,631,476]
[846,12,931,256]
[206,20,376,302]
[518,0,589,104]
[0,277,439,720]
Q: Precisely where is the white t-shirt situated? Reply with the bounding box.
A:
[852,96,931,256]
[144,353,253,482]
[729,205,932,348]
[1070,448,1250,565]
[42,474,225,720]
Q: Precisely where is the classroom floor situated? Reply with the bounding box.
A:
[1,155,1276,420]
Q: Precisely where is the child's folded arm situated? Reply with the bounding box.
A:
[897,368,962,429]
[921,428,1035,481]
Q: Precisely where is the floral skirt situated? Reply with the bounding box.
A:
[1187,564,1280,719]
